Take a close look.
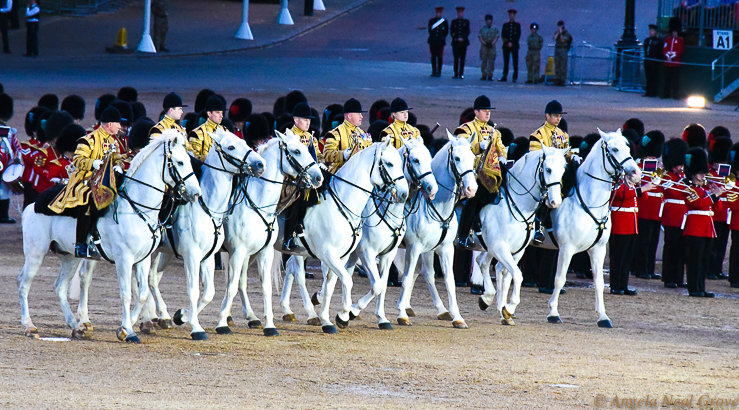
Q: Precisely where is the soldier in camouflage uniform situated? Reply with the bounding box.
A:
[525,22,543,84]
[553,20,572,86]
[152,0,169,52]
[478,14,499,81]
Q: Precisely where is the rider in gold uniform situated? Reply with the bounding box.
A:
[380,98,421,148]
[149,92,186,137]
[188,96,227,163]
[323,98,372,173]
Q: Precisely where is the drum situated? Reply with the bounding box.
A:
[2,163,25,194]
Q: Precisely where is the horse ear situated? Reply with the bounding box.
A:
[208,130,222,144]
[284,128,296,139]
[274,130,287,143]
[446,128,456,141]
[383,136,394,150]
[467,132,476,145]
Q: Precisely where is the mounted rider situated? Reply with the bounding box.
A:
[455,95,507,249]
[48,106,126,259]
[149,92,186,137]
[283,102,324,252]
[529,99,571,243]
[380,98,421,148]
[323,98,372,173]
[188,95,227,163]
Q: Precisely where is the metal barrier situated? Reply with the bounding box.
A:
[543,43,616,86]
[659,0,739,31]
[43,0,135,16]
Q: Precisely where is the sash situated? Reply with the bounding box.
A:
[431,18,445,30]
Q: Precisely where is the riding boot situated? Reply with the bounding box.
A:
[455,198,480,249]
[0,199,16,223]
[283,200,307,252]
[214,253,223,270]
[75,212,93,259]
[533,219,545,244]
[387,262,401,287]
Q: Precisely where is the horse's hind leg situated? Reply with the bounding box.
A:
[77,260,97,331]
[478,251,497,310]
[18,251,46,337]
[504,253,525,319]
[397,246,421,324]
[420,251,448,318]
[589,244,611,327]
[548,246,574,323]
[238,257,262,326]
[290,256,319,323]
[217,247,248,332]
[54,256,84,337]
[279,254,296,317]
[150,252,174,325]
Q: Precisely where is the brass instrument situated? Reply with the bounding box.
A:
[706,173,736,189]
[641,166,696,194]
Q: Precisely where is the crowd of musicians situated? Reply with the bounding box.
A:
[0,84,737,298]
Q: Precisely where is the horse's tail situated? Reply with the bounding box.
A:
[271,250,284,296]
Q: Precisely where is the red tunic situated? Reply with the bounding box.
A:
[637,159,663,221]
[34,145,64,193]
[20,138,41,185]
[610,184,639,235]
[663,36,684,68]
[682,185,716,238]
[708,167,728,223]
[727,192,739,231]
[660,171,688,228]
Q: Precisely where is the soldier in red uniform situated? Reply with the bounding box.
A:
[660,138,689,288]
[634,130,665,280]
[662,17,684,100]
[609,181,642,295]
[707,137,732,280]
[19,105,48,207]
[682,148,724,297]
[725,143,739,288]
[43,123,85,185]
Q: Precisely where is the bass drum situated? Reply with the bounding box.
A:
[2,163,25,194]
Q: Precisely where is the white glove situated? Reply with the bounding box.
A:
[50,178,61,184]
[571,154,582,163]
[113,165,123,174]
[92,159,103,170]
[343,147,353,160]
[479,139,490,151]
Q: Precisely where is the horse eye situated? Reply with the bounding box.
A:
[228,146,235,151]
[293,149,301,155]
[454,157,460,162]
[413,158,420,164]
[613,148,619,152]
[385,161,394,168]
[177,161,184,166]
[546,168,552,173]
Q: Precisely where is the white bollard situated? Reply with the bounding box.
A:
[137,0,156,53]
[313,0,325,11]
[278,0,294,25]
[235,0,254,39]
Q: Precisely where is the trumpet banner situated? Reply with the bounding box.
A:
[477,143,502,194]
[91,155,117,210]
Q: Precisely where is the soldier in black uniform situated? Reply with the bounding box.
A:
[643,24,664,97]
[427,6,449,78]
[499,9,521,82]
[450,6,470,79]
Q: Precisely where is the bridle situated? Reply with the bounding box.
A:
[199,138,260,177]
[370,147,406,203]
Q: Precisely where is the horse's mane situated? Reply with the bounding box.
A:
[127,129,186,176]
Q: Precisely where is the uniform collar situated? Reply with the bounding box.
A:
[291,125,310,136]
[204,119,219,130]
[343,120,358,132]
[543,122,557,132]
[473,117,489,128]
[393,120,407,128]
[161,115,176,127]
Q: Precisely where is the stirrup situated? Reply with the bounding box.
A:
[533,229,545,245]
[74,243,102,261]
[283,237,299,252]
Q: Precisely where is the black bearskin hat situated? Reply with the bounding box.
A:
[322,103,343,135]
[243,114,271,148]
[568,135,583,155]
[498,127,514,147]
[181,112,199,135]
[682,123,707,148]
[284,90,308,115]
[131,101,147,122]
[94,93,117,121]
[24,106,49,137]
[110,99,134,127]
[55,124,87,155]
[61,95,86,121]
[272,96,286,118]
[507,136,530,161]
[0,93,13,121]
[38,94,59,111]
[35,109,54,144]
[368,120,389,143]
[228,98,253,123]
[45,110,75,142]
[369,99,390,124]
[662,137,689,170]
[194,89,215,113]
[622,118,645,138]
[638,130,665,159]
[729,143,739,171]
[579,133,601,159]
[128,118,155,152]
[221,118,235,134]
[684,147,709,176]
[117,86,138,103]
[709,136,733,164]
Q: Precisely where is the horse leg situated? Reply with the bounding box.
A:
[18,250,46,337]
[237,257,262,328]
[279,254,295,317]
[317,265,340,333]
[437,245,467,328]
[130,260,153,328]
[217,247,248,334]
[115,257,140,343]
[504,253,525,320]
[322,253,354,329]
[76,260,96,332]
[420,251,448,319]
[478,251,497,311]
[53,256,84,336]
[351,249,380,318]
[548,246,574,324]
[257,249,278,336]
[396,246,422,325]
[374,252,394,329]
[291,256,319,324]
[589,244,612,327]
[178,254,207,340]
[150,252,175,327]
[197,257,216,315]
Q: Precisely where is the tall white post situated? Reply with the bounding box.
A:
[137,0,156,53]
[313,0,325,11]
[235,0,254,39]
[278,0,294,25]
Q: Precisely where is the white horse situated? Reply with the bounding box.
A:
[340,137,438,330]
[395,132,477,328]
[475,147,568,325]
[140,129,265,340]
[536,129,641,327]
[215,130,323,337]
[18,130,201,342]
[279,139,409,333]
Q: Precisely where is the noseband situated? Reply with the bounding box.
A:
[279,141,319,188]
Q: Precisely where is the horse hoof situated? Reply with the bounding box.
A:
[282,314,297,322]
[172,309,184,326]
[306,317,321,326]
[116,327,127,341]
[478,297,489,311]
[547,316,562,324]
[139,321,156,335]
[597,319,613,328]
[191,331,208,341]
[157,319,173,330]
[71,328,86,340]
[502,306,514,320]
[25,328,39,338]
[378,322,393,331]
[405,308,416,317]
[215,326,232,335]
[452,320,468,329]
[125,335,142,344]
[322,325,338,334]
[348,311,360,321]
[335,314,349,329]
[397,317,412,326]
[311,292,320,306]
[437,312,453,321]
[501,318,516,326]
[263,328,279,337]
[82,322,94,332]
[248,320,262,329]
[227,316,235,328]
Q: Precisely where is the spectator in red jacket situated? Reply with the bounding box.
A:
[662,17,684,100]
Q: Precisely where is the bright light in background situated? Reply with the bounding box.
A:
[687,96,706,108]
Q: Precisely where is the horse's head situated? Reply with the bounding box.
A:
[276,129,324,188]
[446,130,478,199]
[162,130,201,202]
[540,146,568,209]
[400,137,438,200]
[370,139,409,203]
[598,128,642,185]
[209,129,265,177]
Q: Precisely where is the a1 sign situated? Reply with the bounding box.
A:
[714,30,733,50]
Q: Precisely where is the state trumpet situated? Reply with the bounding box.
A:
[706,173,736,189]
